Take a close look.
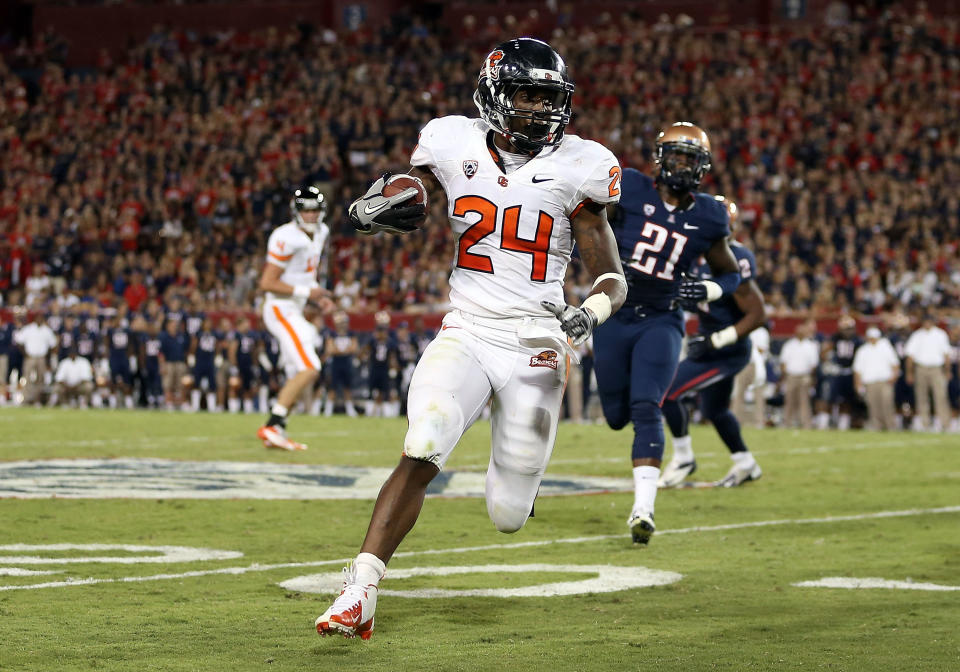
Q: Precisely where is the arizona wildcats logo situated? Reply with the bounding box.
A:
[529,350,559,370]
[463,160,478,179]
[644,204,655,216]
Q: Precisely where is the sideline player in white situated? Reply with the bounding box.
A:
[256,185,334,451]
[316,38,628,640]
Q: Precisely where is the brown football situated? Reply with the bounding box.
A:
[382,174,427,206]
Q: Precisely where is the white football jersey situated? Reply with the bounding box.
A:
[264,221,329,308]
[411,116,621,319]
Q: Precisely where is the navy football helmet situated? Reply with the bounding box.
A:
[474,38,574,153]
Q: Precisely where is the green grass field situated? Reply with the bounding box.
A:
[1,408,958,671]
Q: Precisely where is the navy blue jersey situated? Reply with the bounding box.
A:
[395,334,418,367]
[831,333,862,370]
[369,335,396,369]
[615,170,730,311]
[58,326,77,360]
[108,327,132,360]
[160,331,189,362]
[693,241,757,335]
[81,314,101,336]
[185,314,205,336]
[236,330,260,369]
[0,323,14,355]
[194,330,220,367]
[76,331,98,361]
[142,334,162,373]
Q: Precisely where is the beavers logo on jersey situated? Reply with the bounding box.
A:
[463,160,478,179]
[530,350,559,370]
[498,176,509,187]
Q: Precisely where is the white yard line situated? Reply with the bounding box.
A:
[2,505,957,592]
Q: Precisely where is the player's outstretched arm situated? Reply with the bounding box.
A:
[543,203,627,346]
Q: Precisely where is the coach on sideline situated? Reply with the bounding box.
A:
[852,327,899,431]
[904,313,952,432]
[13,312,57,405]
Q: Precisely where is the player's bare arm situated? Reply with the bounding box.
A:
[571,201,627,310]
[731,278,767,339]
[409,165,446,215]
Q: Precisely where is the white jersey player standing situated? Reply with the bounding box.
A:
[317,38,628,640]
[257,185,335,451]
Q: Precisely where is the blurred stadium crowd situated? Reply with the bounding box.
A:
[0,2,958,426]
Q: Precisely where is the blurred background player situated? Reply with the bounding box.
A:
[159,318,189,410]
[817,314,862,430]
[732,321,770,428]
[316,38,626,640]
[140,322,164,409]
[659,196,767,488]
[105,314,135,409]
[229,316,261,414]
[256,185,334,450]
[364,311,400,418]
[189,316,220,412]
[592,122,742,545]
[323,311,359,417]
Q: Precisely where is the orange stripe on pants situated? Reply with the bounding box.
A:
[272,306,315,370]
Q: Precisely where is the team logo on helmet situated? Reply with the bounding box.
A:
[463,160,478,179]
[486,50,504,80]
[529,350,559,370]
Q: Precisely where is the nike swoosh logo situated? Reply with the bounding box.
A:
[683,223,699,230]
[532,176,553,183]
[363,201,389,215]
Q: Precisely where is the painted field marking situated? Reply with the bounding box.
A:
[280,564,682,598]
[1,505,957,592]
[795,577,960,592]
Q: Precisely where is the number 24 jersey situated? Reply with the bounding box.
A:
[411,115,621,319]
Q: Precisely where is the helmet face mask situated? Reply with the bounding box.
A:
[290,185,327,233]
[474,38,574,153]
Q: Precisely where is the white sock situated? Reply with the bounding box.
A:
[124,394,134,409]
[815,412,830,429]
[354,552,386,587]
[346,402,358,417]
[324,399,333,416]
[671,435,694,463]
[108,394,117,409]
[228,398,241,413]
[190,389,201,410]
[243,398,254,414]
[731,451,756,469]
[258,387,269,411]
[271,403,288,418]
[206,392,217,411]
[838,413,850,430]
[310,399,322,415]
[632,465,660,515]
[385,401,400,418]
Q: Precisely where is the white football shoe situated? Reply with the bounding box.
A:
[257,425,307,451]
[658,457,697,488]
[316,563,378,640]
[627,510,656,546]
[716,461,762,488]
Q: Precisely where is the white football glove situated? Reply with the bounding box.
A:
[348,173,426,235]
[541,300,597,346]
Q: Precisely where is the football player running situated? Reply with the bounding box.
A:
[257,185,335,451]
[316,38,627,640]
[592,123,742,545]
[659,196,767,488]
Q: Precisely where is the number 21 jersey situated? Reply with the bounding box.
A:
[412,115,621,319]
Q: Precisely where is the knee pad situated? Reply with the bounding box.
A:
[403,396,464,467]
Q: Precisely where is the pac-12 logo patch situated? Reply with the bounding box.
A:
[644,204,655,216]
[463,160,478,179]
[530,350,559,370]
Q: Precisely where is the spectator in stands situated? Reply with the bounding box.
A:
[904,314,953,432]
[779,321,819,429]
[852,327,900,431]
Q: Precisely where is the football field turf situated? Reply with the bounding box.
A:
[1,408,958,671]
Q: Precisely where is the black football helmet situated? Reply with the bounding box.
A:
[655,122,713,194]
[290,185,327,233]
[474,38,574,153]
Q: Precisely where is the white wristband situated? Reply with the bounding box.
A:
[592,272,628,294]
[581,292,612,325]
[292,285,310,300]
[710,325,739,349]
[704,280,723,302]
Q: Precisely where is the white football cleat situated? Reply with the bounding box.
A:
[627,510,656,546]
[716,461,762,488]
[658,458,697,488]
[257,425,307,451]
[316,564,378,640]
